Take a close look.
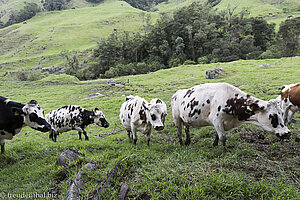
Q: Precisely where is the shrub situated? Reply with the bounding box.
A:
[197,56,209,64]
[183,60,197,65]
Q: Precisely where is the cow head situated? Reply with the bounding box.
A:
[17,100,52,132]
[255,100,291,139]
[144,99,167,131]
[92,108,109,128]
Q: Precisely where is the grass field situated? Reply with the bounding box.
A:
[0,57,299,199]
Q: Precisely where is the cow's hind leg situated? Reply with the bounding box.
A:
[184,126,191,145]
[131,125,138,145]
[1,139,5,154]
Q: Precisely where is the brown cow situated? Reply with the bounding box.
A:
[280,83,300,123]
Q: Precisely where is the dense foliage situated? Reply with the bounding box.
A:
[5,2,39,26]
[87,3,285,78]
[123,0,168,11]
[276,17,300,57]
[42,0,68,11]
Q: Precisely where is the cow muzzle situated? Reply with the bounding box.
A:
[154,126,164,131]
[276,131,291,140]
[103,122,109,128]
[37,123,52,132]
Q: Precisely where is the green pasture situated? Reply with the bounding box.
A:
[0,57,299,199]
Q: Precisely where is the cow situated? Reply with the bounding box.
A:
[171,83,291,147]
[45,105,109,142]
[0,96,51,153]
[119,96,167,145]
[279,83,300,124]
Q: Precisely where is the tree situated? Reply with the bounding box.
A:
[277,17,300,57]
[16,2,39,23]
[43,0,66,11]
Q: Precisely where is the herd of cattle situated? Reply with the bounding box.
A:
[0,82,299,154]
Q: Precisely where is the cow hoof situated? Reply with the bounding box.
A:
[85,138,89,141]
[185,140,191,146]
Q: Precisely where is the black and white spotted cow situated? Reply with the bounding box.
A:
[0,96,51,153]
[45,105,109,142]
[171,83,291,147]
[119,96,167,145]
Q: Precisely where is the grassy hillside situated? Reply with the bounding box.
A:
[0,57,299,199]
[0,0,299,75]
[216,0,300,29]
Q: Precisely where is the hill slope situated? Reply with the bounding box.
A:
[0,0,299,73]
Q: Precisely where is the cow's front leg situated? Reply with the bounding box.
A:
[213,134,219,147]
[82,130,89,141]
[146,131,151,146]
[76,127,84,140]
[174,119,184,146]
[282,101,292,124]
[127,130,132,143]
[184,126,191,145]
[212,119,226,147]
[1,139,5,154]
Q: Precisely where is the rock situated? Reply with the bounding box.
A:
[55,149,83,167]
[66,162,95,200]
[206,68,225,79]
[118,182,129,200]
[86,93,102,98]
[41,67,62,74]
[256,63,271,68]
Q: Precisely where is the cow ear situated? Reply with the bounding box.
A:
[11,107,23,116]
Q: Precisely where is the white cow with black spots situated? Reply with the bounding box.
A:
[45,105,109,142]
[119,96,167,145]
[171,83,291,146]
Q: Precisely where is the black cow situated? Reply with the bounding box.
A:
[45,105,109,142]
[0,96,51,153]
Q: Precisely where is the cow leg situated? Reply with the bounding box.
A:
[212,120,226,147]
[175,120,184,146]
[78,131,82,140]
[0,139,5,154]
[127,130,132,143]
[83,130,89,141]
[146,132,151,146]
[49,131,53,139]
[282,101,292,124]
[184,126,191,145]
[75,127,85,140]
[131,125,138,145]
[213,134,219,147]
[53,132,57,142]
[287,110,295,124]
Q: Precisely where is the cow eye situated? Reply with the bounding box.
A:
[151,114,156,121]
[29,113,38,121]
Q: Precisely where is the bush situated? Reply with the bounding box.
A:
[197,56,209,64]
[183,60,197,65]
[16,70,48,81]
